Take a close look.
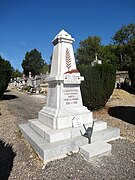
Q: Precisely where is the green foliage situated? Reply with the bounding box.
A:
[112,23,135,70]
[22,49,47,77]
[12,68,22,78]
[0,56,12,98]
[112,24,135,45]
[41,63,49,74]
[78,64,116,111]
[76,36,118,68]
[126,38,135,62]
[76,23,135,71]
[100,45,118,66]
[128,62,135,93]
[76,36,102,65]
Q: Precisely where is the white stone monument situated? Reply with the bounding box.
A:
[38,29,93,129]
[19,30,120,163]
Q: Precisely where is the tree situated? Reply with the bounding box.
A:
[0,56,12,98]
[78,64,116,110]
[12,68,22,78]
[126,38,135,62]
[41,62,49,74]
[22,49,46,77]
[76,36,118,67]
[75,36,102,65]
[100,45,118,66]
[112,23,135,70]
[112,24,135,45]
[128,62,135,94]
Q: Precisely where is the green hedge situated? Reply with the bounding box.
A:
[128,62,135,94]
[0,56,12,98]
[78,64,116,111]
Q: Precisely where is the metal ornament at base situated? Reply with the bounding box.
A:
[80,122,94,144]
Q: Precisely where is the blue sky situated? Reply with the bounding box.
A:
[0,0,135,71]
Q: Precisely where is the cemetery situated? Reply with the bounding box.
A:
[12,72,49,94]
[0,0,135,177]
[0,30,135,179]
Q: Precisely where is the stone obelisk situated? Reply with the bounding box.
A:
[38,29,93,129]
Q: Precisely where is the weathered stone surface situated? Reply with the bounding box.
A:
[19,122,119,163]
[28,119,108,143]
[19,123,88,163]
[80,141,112,160]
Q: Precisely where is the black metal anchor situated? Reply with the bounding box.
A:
[80,121,94,144]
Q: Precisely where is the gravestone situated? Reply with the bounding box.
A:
[19,30,120,163]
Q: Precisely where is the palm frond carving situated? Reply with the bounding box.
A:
[65,48,71,71]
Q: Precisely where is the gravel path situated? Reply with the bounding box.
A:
[0,89,135,180]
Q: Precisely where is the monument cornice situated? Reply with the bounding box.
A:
[46,75,84,83]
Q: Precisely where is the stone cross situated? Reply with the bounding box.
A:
[95,53,98,61]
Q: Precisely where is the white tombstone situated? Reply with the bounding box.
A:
[38,29,93,129]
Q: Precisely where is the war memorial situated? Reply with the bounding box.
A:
[19,30,120,163]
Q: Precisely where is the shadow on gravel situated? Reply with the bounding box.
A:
[0,140,16,180]
[108,106,135,125]
[1,94,18,100]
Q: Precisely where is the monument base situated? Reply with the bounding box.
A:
[38,106,93,129]
[19,119,120,163]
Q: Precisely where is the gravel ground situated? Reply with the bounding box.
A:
[0,88,135,180]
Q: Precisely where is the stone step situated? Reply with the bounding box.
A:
[93,119,107,131]
[19,123,88,163]
[19,123,120,163]
[91,126,120,142]
[80,141,112,160]
[28,119,107,143]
